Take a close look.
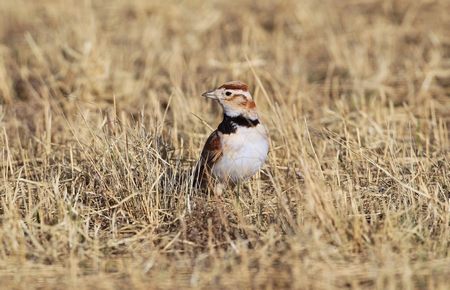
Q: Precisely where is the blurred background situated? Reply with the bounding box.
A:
[1,0,448,136]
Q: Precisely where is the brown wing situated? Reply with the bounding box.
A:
[193,130,223,188]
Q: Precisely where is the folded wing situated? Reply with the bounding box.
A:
[193,130,223,188]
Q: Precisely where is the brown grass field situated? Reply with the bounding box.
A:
[0,0,449,289]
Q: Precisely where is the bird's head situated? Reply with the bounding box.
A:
[202,81,258,120]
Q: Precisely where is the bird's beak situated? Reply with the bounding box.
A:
[201,90,217,100]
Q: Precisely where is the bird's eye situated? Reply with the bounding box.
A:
[225,91,232,96]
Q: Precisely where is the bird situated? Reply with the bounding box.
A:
[193,80,269,193]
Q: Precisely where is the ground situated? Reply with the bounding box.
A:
[0,0,449,289]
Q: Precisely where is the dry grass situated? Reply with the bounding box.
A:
[0,0,449,289]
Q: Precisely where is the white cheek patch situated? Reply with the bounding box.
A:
[235,90,251,99]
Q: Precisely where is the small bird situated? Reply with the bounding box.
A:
[193,81,269,191]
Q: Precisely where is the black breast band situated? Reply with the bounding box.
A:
[218,115,260,134]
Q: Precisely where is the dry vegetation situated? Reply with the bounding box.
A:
[0,0,449,289]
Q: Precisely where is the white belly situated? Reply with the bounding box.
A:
[212,125,269,183]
